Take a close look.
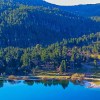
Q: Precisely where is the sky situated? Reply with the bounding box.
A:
[44,0,100,6]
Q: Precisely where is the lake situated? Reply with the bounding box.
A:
[0,80,100,100]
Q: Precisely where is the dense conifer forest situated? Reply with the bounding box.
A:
[0,32,99,75]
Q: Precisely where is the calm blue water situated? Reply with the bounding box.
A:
[0,80,99,100]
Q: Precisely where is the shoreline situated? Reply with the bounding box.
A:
[84,77,100,81]
[0,75,100,81]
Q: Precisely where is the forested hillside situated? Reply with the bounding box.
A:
[0,1,100,47]
[0,32,99,75]
[0,0,100,75]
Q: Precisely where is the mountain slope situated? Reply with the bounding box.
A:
[0,1,100,47]
[1,0,100,17]
[60,4,100,17]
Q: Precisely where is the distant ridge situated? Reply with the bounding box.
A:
[1,0,100,17]
[44,0,100,6]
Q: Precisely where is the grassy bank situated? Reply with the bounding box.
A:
[0,73,100,84]
[37,75,70,80]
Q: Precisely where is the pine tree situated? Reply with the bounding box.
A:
[60,60,67,73]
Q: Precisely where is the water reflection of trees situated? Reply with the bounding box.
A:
[24,80,34,86]
[0,80,8,88]
[0,80,4,88]
[24,80,69,89]
[22,80,86,89]
[8,80,21,85]
[0,80,85,89]
[71,80,85,86]
[0,80,22,88]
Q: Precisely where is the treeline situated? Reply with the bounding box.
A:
[0,32,99,75]
[0,2,100,47]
